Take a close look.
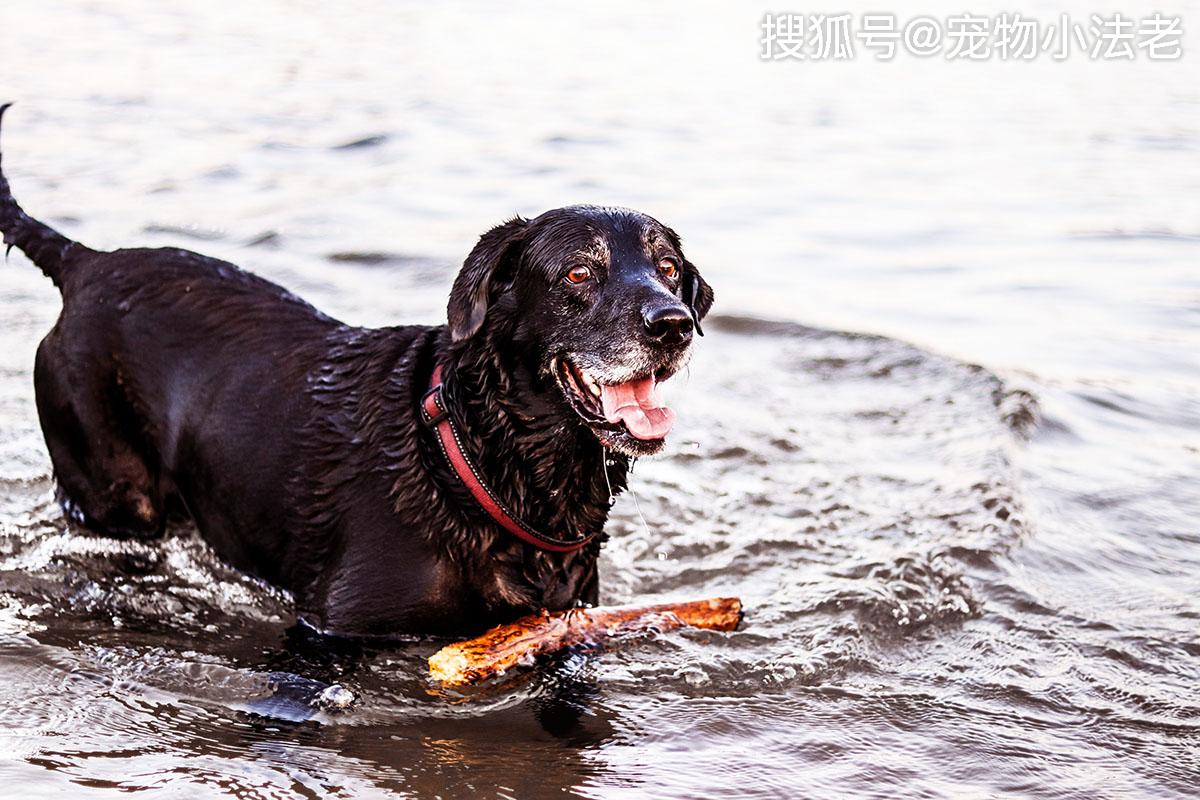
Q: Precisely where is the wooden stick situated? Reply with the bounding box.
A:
[428,596,743,687]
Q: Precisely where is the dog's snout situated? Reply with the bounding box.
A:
[642,305,694,345]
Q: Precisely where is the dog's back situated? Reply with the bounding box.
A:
[1,105,479,635]
[2,104,338,562]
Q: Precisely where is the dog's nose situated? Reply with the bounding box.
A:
[642,305,694,345]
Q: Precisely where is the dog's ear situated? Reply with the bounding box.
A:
[448,217,529,342]
[682,259,714,336]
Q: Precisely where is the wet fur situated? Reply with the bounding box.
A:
[0,105,712,637]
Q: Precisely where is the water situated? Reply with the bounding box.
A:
[1,0,1198,797]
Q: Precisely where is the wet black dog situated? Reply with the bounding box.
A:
[0,106,712,636]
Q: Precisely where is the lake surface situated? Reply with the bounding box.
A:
[1,1,1197,797]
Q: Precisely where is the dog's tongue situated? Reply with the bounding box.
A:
[599,375,675,440]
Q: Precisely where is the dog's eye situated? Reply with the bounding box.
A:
[658,258,680,280]
[565,266,592,284]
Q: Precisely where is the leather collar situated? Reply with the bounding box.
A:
[420,364,597,553]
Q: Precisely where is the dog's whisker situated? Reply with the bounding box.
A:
[624,461,654,543]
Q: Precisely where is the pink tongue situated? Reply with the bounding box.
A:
[599,375,676,440]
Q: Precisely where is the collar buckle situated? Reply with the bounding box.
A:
[421,382,448,428]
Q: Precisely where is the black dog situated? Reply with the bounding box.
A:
[0,106,712,637]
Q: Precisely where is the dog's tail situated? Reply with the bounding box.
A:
[0,103,86,289]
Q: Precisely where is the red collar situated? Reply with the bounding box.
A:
[420,364,597,553]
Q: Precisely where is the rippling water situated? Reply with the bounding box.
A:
[1,1,1197,797]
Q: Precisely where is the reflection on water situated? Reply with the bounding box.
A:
[1,0,1198,797]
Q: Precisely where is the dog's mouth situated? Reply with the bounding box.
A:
[554,357,677,442]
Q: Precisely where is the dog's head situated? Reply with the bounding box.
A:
[447,205,713,457]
